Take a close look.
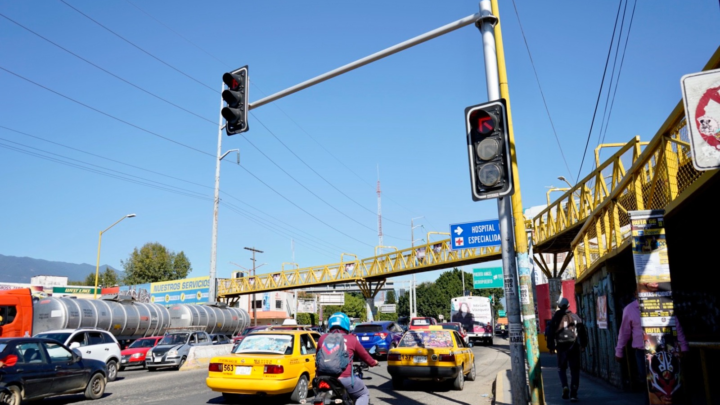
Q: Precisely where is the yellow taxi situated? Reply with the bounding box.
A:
[206,329,319,403]
[387,325,475,390]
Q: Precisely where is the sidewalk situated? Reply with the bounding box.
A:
[494,353,646,405]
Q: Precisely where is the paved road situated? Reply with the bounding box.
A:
[43,338,511,405]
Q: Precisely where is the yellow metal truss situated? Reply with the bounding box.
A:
[217,239,501,298]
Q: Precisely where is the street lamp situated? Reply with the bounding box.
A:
[410,217,424,318]
[557,176,573,188]
[94,214,136,299]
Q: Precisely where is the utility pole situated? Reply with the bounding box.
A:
[244,247,263,326]
[411,217,424,318]
[477,1,529,404]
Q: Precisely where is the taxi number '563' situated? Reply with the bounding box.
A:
[222,364,234,373]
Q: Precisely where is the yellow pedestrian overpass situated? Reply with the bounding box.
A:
[217,235,501,305]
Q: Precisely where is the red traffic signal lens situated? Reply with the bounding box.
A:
[223,72,245,90]
[470,110,497,135]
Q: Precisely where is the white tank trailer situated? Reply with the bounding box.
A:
[32,295,250,340]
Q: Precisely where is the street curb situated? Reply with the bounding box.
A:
[180,344,233,371]
[493,369,512,405]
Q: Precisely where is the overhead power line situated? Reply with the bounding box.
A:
[574,0,625,183]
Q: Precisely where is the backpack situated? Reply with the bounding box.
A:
[316,332,350,376]
[555,312,588,348]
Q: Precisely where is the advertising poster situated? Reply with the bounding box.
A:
[450,296,492,333]
[262,293,270,311]
[629,210,682,405]
[119,283,152,303]
[596,295,608,329]
[150,276,209,306]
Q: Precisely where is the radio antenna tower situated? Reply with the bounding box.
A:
[377,165,383,247]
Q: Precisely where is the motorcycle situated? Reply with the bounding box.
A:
[312,346,376,405]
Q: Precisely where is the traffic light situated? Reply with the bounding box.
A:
[465,99,513,201]
[221,66,249,135]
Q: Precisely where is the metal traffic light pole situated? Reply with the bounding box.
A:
[477,1,528,404]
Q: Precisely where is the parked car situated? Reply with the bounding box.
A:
[352,321,403,358]
[208,334,232,345]
[146,330,212,371]
[120,336,162,370]
[388,326,475,390]
[0,337,107,403]
[207,330,318,403]
[440,322,468,344]
[34,329,122,381]
[408,317,438,330]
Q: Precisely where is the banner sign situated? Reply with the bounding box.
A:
[150,276,209,305]
[629,210,682,405]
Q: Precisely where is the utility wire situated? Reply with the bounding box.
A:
[509,0,573,179]
[0,65,215,157]
[599,0,638,146]
[574,0,624,184]
[60,0,217,94]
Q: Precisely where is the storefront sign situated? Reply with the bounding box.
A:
[150,276,209,305]
[629,210,682,405]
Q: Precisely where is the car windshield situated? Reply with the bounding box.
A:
[129,339,156,348]
[35,332,71,343]
[411,319,430,326]
[234,334,293,355]
[442,324,459,332]
[398,330,453,348]
[159,333,188,345]
[353,325,383,333]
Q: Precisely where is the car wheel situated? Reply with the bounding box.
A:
[222,393,240,403]
[175,356,187,370]
[3,386,20,405]
[466,361,477,381]
[452,366,465,390]
[290,374,309,403]
[391,376,404,390]
[84,372,106,400]
[106,360,118,382]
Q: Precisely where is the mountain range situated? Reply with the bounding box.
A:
[0,254,118,284]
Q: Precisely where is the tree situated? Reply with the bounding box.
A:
[82,268,119,287]
[385,289,397,304]
[122,242,192,285]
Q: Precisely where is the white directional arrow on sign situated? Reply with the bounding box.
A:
[454,226,463,236]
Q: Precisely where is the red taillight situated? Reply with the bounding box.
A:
[387,353,401,361]
[375,333,388,339]
[1,354,18,367]
[439,354,455,362]
[208,363,223,372]
[264,365,284,374]
[318,380,331,390]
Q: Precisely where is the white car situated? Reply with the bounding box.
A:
[35,329,122,382]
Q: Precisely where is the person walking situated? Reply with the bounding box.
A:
[547,297,588,402]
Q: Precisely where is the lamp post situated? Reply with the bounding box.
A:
[557,176,573,188]
[410,217,424,318]
[94,214,136,299]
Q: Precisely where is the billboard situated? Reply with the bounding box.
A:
[298,299,317,313]
[318,293,345,305]
[150,276,210,306]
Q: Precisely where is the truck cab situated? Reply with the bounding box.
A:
[0,288,33,338]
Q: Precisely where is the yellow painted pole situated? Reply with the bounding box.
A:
[93,231,103,299]
[491,1,545,404]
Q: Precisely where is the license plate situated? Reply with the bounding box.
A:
[154,358,163,363]
[235,366,252,375]
[222,364,234,374]
[361,337,370,341]
[412,356,426,363]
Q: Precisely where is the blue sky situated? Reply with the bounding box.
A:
[1,1,718,289]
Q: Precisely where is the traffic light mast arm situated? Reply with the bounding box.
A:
[248,13,483,110]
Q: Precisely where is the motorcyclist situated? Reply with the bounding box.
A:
[316,313,378,405]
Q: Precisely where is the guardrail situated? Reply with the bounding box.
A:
[571,116,705,280]
[217,239,501,297]
[531,137,647,249]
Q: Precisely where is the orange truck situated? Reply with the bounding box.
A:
[0,288,34,337]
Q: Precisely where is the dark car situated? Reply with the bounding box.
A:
[208,334,231,345]
[0,338,107,404]
[352,321,403,357]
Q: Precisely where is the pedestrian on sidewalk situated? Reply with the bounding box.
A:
[546,297,588,402]
[614,291,689,390]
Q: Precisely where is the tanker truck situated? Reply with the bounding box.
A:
[0,288,251,339]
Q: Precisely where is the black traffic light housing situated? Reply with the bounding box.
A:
[221,66,249,135]
[465,99,514,201]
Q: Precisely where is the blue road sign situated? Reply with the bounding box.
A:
[449,219,501,250]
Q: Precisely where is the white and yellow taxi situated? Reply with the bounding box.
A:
[387,325,475,390]
[206,330,319,403]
